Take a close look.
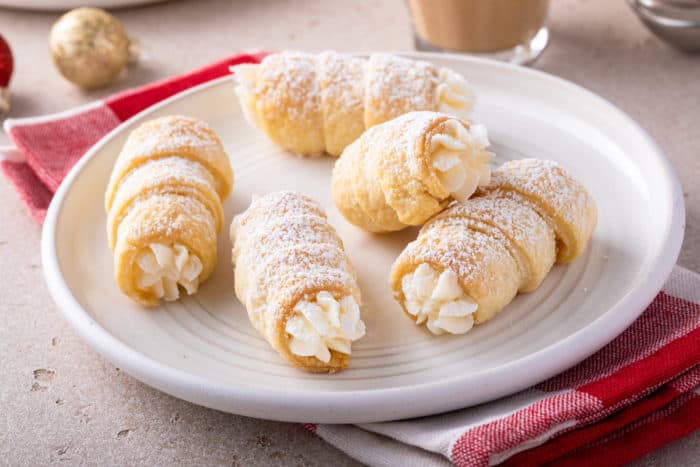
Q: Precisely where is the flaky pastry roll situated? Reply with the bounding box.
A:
[391,159,596,335]
[332,111,492,233]
[105,115,233,307]
[230,191,365,373]
[231,51,474,156]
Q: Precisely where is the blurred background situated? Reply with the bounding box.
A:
[0,0,698,465]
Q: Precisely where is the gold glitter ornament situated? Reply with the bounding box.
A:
[49,7,139,89]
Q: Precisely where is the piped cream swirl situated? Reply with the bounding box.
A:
[431,119,492,203]
[401,264,478,335]
[436,67,475,117]
[285,291,366,363]
[135,243,203,301]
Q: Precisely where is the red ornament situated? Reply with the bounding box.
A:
[0,34,13,114]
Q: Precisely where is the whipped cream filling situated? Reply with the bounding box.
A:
[231,64,262,130]
[436,67,475,117]
[135,243,203,301]
[401,264,478,335]
[431,119,492,203]
[285,291,366,363]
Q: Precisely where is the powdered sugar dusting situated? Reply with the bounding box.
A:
[107,115,230,306]
[367,110,441,176]
[317,51,364,118]
[232,191,326,235]
[427,195,556,292]
[119,194,216,244]
[107,115,233,206]
[392,158,596,326]
[230,51,474,156]
[123,116,219,156]
[107,155,222,249]
[488,160,579,227]
[480,159,597,261]
[363,111,488,185]
[119,156,215,190]
[257,52,323,128]
[434,196,551,259]
[231,192,362,363]
[364,54,439,121]
[404,218,514,284]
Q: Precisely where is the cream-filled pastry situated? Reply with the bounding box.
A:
[401,263,478,334]
[135,243,204,301]
[436,67,474,117]
[285,292,365,363]
[391,158,597,334]
[230,51,476,157]
[231,191,365,373]
[332,111,492,233]
[430,118,491,202]
[401,264,477,335]
[106,115,233,307]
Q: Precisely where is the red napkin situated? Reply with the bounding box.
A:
[308,275,700,466]
[2,52,699,467]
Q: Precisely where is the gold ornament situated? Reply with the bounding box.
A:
[49,7,139,89]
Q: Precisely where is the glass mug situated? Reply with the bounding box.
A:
[406,0,551,65]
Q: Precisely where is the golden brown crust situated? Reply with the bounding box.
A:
[233,52,447,157]
[231,192,362,373]
[249,52,326,155]
[114,195,218,307]
[363,53,439,127]
[332,111,463,233]
[107,115,232,307]
[478,159,597,263]
[391,222,521,325]
[105,115,233,211]
[432,197,556,293]
[106,157,223,251]
[391,158,597,331]
[317,52,366,157]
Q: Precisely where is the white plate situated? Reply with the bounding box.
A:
[42,52,684,423]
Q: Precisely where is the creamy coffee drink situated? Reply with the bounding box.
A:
[407,0,550,53]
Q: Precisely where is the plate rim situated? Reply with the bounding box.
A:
[0,0,168,11]
[41,52,686,423]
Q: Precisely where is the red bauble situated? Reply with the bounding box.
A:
[0,34,12,113]
[0,34,12,86]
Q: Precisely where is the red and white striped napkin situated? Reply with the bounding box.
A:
[2,53,699,467]
[308,269,700,466]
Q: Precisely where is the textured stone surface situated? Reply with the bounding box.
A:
[0,0,698,464]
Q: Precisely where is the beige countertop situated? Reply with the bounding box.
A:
[1,0,698,464]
